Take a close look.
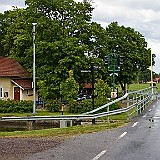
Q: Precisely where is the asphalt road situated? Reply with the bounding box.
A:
[24,98,160,160]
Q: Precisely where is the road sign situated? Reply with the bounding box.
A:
[110,73,118,76]
[111,91,117,98]
[81,70,91,73]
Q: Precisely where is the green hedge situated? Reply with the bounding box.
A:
[68,99,92,114]
[45,100,61,112]
[0,99,33,113]
[68,98,121,114]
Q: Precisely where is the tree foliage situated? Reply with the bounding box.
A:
[106,22,154,91]
[94,79,111,107]
[60,70,79,102]
[0,1,155,102]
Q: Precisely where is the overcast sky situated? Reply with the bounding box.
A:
[0,0,160,73]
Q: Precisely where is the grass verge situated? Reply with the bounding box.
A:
[0,120,128,138]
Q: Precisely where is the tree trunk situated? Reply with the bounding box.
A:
[120,82,126,95]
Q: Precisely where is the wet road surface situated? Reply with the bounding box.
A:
[24,99,160,160]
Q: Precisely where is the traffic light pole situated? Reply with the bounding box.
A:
[81,62,98,124]
[106,53,123,98]
[111,54,116,92]
[91,62,96,124]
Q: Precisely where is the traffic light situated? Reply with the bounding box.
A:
[152,54,155,66]
[118,55,123,65]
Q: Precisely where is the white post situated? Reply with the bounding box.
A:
[32,23,37,114]
[151,51,153,94]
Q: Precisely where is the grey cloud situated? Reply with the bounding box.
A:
[0,0,26,13]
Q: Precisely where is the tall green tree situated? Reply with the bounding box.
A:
[60,70,79,102]
[105,22,154,92]
[1,0,107,100]
[94,79,111,107]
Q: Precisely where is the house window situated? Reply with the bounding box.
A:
[4,92,8,98]
[0,87,3,98]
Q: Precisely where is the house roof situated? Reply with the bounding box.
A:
[0,57,30,78]
[84,83,92,88]
[11,79,32,90]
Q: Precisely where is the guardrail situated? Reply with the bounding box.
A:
[0,87,158,127]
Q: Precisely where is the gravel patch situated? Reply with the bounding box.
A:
[0,137,64,160]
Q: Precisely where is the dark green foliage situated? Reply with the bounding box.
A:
[67,98,120,114]
[0,0,108,101]
[0,1,154,102]
[46,100,61,112]
[109,102,121,111]
[0,99,33,113]
[68,99,92,114]
[106,22,153,92]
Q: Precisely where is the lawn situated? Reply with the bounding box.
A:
[128,83,160,93]
[0,110,75,117]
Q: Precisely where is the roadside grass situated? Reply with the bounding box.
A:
[127,83,150,91]
[0,120,128,138]
[128,83,160,93]
[0,110,75,117]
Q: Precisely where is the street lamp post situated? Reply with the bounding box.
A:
[151,51,153,94]
[32,23,37,114]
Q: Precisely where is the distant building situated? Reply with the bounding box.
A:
[154,78,160,83]
[79,83,92,95]
[0,57,38,101]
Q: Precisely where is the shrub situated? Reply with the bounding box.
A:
[46,100,61,112]
[68,98,121,114]
[0,99,33,113]
[68,99,92,114]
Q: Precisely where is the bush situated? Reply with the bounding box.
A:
[68,98,121,114]
[0,99,33,113]
[68,99,92,114]
[46,100,61,112]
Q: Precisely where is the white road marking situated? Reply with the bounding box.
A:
[92,150,107,160]
[149,109,152,112]
[143,114,147,118]
[118,132,127,139]
[153,116,160,119]
[132,122,139,128]
[153,105,155,108]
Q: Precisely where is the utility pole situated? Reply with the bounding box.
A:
[32,23,37,114]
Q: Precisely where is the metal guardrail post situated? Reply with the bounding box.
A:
[139,92,142,114]
[127,94,129,107]
[107,106,110,123]
[136,95,139,116]
[132,93,135,105]
[126,93,130,118]
[143,94,145,110]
